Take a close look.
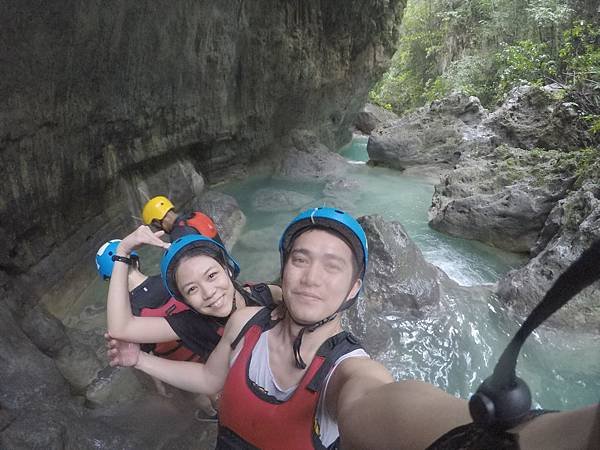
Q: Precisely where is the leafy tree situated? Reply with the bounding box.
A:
[371,0,597,115]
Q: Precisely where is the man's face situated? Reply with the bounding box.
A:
[152,210,177,233]
[282,229,361,324]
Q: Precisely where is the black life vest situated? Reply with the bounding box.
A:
[217,308,363,449]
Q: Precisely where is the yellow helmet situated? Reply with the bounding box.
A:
[142,196,175,225]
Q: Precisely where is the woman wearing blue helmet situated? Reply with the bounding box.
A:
[108,210,599,449]
[106,225,281,368]
[107,208,371,447]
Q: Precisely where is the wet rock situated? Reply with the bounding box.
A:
[323,178,361,196]
[162,423,218,449]
[193,190,247,250]
[252,188,315,212]
[354,103,399,134]
[85,366,148,408]
[497,182,600,331]
[344,215,449,355]
[360,214,448,311]
[19,305,104,392]
[0,305,70,411]
[275,130,350,180]
[485,85,592,151]
[19,304,69,357]
[368,92,493,170]
[344,214,494,359]
[54,329,104,392]
[0,413,66,450]
[1,409,149,450]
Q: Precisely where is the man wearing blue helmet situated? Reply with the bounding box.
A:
[108,209,599,449]
[108,208,371,447]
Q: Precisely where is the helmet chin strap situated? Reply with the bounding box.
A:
[285,285,356,370]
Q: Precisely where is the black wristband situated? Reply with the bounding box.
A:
[111,254,133,265]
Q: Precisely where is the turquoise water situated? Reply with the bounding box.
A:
[64,135,598,412]
[216,136,600,410]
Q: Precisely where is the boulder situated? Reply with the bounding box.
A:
[354,103,399,134]
[19,304,70,357]
[367,92,493,170]
[429,146,576,253]
[0,303,70,411]
[344,215,495,362]
[344,215,448,356]
[275,130,350,181]
[193,190,247,250]
[360,214,447,311]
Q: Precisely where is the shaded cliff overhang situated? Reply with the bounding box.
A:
[0,1,404,298]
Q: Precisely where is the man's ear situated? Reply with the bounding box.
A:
[347,278,362,300]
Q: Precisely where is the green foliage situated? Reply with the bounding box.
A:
[495,40,556,95]
[371,0,599,116]
[559,21,600,79]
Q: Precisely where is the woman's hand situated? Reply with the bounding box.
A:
[117,225,170,255]
[105,333,141,367]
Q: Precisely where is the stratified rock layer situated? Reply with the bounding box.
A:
[1,3,406,448]
[1,0,404,296]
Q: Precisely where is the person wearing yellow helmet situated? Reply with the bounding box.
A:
[142,195,222,244]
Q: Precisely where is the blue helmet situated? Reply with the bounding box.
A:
[95,240,139,280]
[160,234,240,300]
[279,207,368,291]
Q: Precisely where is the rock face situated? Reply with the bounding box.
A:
[497,181,600,331]
[1,3,406,447]
[2,0,404,303]
[485,85,592,151]
[429,146,576,252]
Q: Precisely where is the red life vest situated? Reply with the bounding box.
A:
[217,308,362,449]
[140,298,205,363]
[180,211,218,239]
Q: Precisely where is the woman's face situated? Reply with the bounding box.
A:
[175,254,235,317]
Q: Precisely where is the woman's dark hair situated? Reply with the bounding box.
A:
[166,242,230,301]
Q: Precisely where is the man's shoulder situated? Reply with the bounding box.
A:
[329,356,394,397]
[224,307,265,339]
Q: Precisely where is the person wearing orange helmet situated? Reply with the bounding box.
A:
[142,196,222,244]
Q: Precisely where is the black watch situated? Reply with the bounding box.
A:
[111,254,133,265]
